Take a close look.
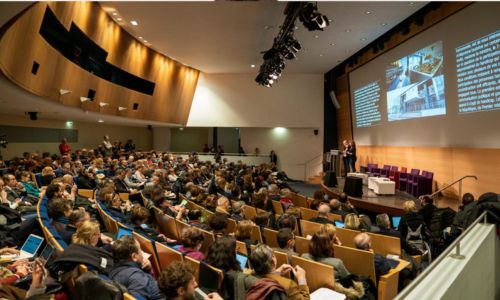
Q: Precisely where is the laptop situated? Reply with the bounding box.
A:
[392,216,401,229]
[0,234,44,261]
[236,253,248,270]
[115,227,133,239]
[335,221,345,228]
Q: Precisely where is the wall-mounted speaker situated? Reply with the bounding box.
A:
[329,90,341,110]
[87,89,96,101]
[314,129,319,135]
[31,61,39,75]
[133,103,139,110]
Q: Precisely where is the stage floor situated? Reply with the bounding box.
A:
[321,177,459,215]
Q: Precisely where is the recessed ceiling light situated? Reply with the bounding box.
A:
[112,12,118,16]
[98,119,104,123]
[130,20,138,26]
[319,54,324,57]
[361,38,367,41]
[410,2,415,5]
[116,17,122,21]
[381,23,388,27]
[138,36,143,40]
[264,25,272,30]
[329,42,335,46]
[294,26,299,30]
[143,40,148,43]
[345,29,351,33]
[365,11,371,14]
[314,35,319,39]
[250,64,256,68]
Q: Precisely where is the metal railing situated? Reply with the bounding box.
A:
[430,175,478,199]
[395,210,489,299]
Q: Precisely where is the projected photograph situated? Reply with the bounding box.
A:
[386,41,446,121]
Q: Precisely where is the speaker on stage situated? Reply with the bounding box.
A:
[324,171,337,187]
[343,176,363,197]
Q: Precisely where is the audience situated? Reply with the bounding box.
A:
[309,203,335,225]
[274,228,298,262]
[354,233,390,280]
[177,227,205,261]
[234,220,258,254]
[344,213,361,230]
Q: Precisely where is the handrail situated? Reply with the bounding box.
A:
[395,210,488,299]
[429,175,478,199]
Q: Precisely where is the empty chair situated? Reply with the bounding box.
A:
[398,167,408,191]
[412,171,434,197]
[388,166,400,189]
[380,165,391,177]
[406,169,420,194]
[367,163,378,174]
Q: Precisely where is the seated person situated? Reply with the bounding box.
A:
[47,197,73,244]
[207,212,229,238]
[329,199,348,220]
[41,166,56,186]
[273,228,299,263]
[158,261,222,300]
[19,171,40,198]
[253,212,270,242]
[110,235,163,300]
[103,192,131,223]
[65,208,91,237]
[129,206,176,244]
[234,220,258,254]
[399,201,428,250]
[344,213,361,230]
[279,189,294,210]
[249,244,310,300]
[354,233,390,280]
[338,192,358,214]
[155,196,188,222]
[301,232,350,280]
[309,203,335,225]
[177,227,205,261]
[231,201,245,222]
[376,213,422,255]
[418,195,437,228]
[215,196,231,215]
[359,214,373,232]
[319,223,342,246]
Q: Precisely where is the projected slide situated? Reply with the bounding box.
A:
[456,30,500,114]
[386,41,446,121]
[353,81,382,128]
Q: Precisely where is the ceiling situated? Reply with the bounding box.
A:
[0,1,426,126]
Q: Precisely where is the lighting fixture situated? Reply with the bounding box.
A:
[345,29,351,33]
[381,23,388,27]
[116,17,122,21]
[59,89,72,95]
[319,53,324,57]
[118,106,127,111]
[298,3,330,31]
[131,20,138,26]
[80,97,91,102]
[251,64,255,68]
[112,12,118,16]
[365,11,371,14]
[98,119,104,123]
[361,38,367,41]
[138,36,143,40]
[99,102,109,107]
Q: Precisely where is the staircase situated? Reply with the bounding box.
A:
[307,172,324,184]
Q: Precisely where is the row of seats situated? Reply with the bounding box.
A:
[367,164,434,197]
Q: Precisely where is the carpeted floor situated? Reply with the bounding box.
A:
[287,181,321,198]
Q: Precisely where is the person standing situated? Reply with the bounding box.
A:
[103,135,113,156]
[349,140,357,172]
[59,138,71,156]
[341,140,351,177]
[270,150,278,164]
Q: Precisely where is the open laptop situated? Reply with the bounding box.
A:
[236,253,248,270]
[335,221,345,228]
[115,226,134,239]
[0,234,44,261]
[392,216,401,229]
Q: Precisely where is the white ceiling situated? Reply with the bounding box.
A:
[0,1,427,126]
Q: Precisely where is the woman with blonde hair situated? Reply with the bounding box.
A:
[399,200,428,249]
[41,166,56,186]
[72,220,101,246]
[344,213,360,230]
[320,223,342,246]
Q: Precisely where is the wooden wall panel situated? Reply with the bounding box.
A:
[0,1,199,125]
[356,146,500,200]
[335,74,353,145]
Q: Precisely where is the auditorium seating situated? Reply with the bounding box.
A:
[406,168,420,194]
[291,255,336,292]
[398,167,409,191]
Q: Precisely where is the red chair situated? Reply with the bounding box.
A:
[406,169,420,194]
[398,167,408,191]
[388,166,399,189]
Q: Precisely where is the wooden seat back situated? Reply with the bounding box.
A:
[327,213,343,222]
[291,255,336,292]
[155,241,184,270]
[300,219,323,237]
[242,205,257,220]
[271,200,284,214]
[78,189,94,199]
[291,193,308,208]
[236,240,248,256]
[153,208,179,240]
[299,207,319,221]
[368,232,401,257]
[333,244,376,285]
[263,228,279,249]
[250,225,263,244]
[294,235,310,255]
[133,232,161,275]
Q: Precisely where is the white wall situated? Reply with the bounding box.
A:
[0,114,153,159]
[153,127,171,152]
[187,73,324,180]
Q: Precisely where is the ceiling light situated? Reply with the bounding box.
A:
[314,35,319,39]
[329,42,335,46]
[98,119,104,123]
[65,121,73,128]
[365,11,371,14]
[130,20,138,26]
[118,106,127,111]
[345,29,351,33]
[112,12,118,16]
[298,3,330,31]
[361,38,367,41]
[99,102,109,107]
[80,97,90,102]
[264,25,272,30]
[138,36,143,40]
[250,64,255,68]
[319,54,324,57]
[381,23,388,27]
[410,2,415,5]
[143,40,148,43]
[116,17,122,21]
[59,89,72,95]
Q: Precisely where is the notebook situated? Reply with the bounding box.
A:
[392,216,401,229]
[335,221,345,228]
[1,234,44,261]
[115,227,133,239]
[236,253,248,270]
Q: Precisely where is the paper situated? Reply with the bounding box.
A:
[310,288,346,300]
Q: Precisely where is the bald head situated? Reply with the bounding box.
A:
[329,199,341,210]
[318,203,330,216]
[354,233,371,251]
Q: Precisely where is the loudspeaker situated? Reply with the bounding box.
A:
[27,112,38,120]
[87,89,96,101]
[31,61,39,75]
[323,171,337,187]
[147,125,152,130]
[314,129,319,135]
[329,90,341,109]
[133,103,139,110]
[343,176,363,197]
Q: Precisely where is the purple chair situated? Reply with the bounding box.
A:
[406,169,420,194]
[367,163,378,174]
[412,171,434,197]
[398,167,408,191]
[380,165,391,177]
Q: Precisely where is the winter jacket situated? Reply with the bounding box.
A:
[109,261,164,300]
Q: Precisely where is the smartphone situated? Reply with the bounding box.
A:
[180,200,188,207]
[194,288,208,300]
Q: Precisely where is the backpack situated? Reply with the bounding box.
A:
[74,271,127,300]
[406,223,425,252]
[429,208,456,256]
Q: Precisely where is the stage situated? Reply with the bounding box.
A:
[320,177,459,215]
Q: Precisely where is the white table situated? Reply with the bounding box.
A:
[373,179,396,195]
[347,172,368,185]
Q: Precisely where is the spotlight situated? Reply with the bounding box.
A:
[118,106,127,111]
[59,89,72,95]
[26,112,38,120]
[99,102,109,107]
[299,3,330,31]
[80,97,91,102]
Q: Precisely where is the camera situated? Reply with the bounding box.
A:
[0,135,7,148]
